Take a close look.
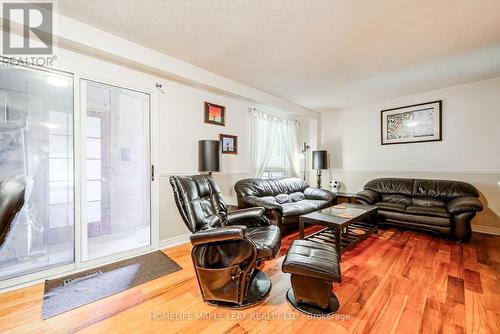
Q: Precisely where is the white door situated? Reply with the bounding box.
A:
[80,80,151,261]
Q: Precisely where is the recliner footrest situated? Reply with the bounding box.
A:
[282,240,341,282]
[282,240,341,314]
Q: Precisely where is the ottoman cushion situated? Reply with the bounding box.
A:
[282,240,340,282]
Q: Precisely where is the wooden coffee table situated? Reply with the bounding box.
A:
[299,203,378,260]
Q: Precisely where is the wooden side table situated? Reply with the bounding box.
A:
[334,192,357,205]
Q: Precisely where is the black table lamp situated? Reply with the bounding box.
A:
[198,140,220,174]
[312,150,328,188]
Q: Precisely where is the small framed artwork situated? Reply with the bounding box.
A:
[220,134,238,154]
[204,102,225,126]
[381,100,442,145]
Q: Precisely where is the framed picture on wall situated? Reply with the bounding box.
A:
[220,134,238,154]
[381,100,442,145]
[204,102,225,126]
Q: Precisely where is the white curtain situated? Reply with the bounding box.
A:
[249,109,300,178]
[279,119,301,177]
[249,111,279,178]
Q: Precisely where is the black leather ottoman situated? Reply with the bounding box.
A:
[282,240,341,316]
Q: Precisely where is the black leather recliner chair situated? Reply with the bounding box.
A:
[0,177,25,248]
[169,174,281,308]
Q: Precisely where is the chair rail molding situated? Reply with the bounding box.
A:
[159,171,249,177]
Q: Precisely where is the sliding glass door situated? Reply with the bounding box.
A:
[0,63,152,285]
[0,64,74,280]
[80,80,151,261]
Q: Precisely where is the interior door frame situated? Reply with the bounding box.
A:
[0,60,161,291]
[78,77,157,264]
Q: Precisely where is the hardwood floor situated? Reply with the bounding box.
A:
[0,228,498,334]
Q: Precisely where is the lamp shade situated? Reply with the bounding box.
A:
[312,150,328,170]
[198,140,220,172]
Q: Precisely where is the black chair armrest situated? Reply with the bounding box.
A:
[355,189,380,205]
[227,207,265,223]
[304,187,335,202]
[190,226,247,246]
[243,196,283,212]
[447,197,483,214]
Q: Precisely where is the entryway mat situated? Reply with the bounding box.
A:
[42,251,182,319]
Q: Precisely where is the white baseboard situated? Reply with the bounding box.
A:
[472,225,500,236]
[159,234,190,249]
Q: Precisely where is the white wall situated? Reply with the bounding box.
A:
[157,80,318,240]
[320,77,500,230]
[157,82,252,241]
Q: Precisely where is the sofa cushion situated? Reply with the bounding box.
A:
[260,196,278,204]
[281,200,327,217]
[365,178,413,196]
[412,197,446,207]
[234,178,308,198]
[381,194,412,205]
[406,205,450,218]
[364,178,481,201]
[290,192,305,202]
[412,179,480,200]
[275,194,291,204]
[378,210,450,227]
[374,202,407,213]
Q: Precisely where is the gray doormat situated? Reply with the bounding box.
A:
[42,251,182,319]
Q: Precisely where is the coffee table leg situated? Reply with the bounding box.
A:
[335,227,341,261]
[299,218,305,239]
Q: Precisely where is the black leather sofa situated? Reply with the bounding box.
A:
[234,178,335,232]
[355,178,483,242]
[169,174,281,308]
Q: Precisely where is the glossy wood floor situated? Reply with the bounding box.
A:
[0,228,498,334]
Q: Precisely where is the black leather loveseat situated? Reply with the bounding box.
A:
[355,178,483,242]
[234,178,335,232]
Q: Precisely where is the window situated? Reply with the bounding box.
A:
[262,137,286,179]
[261,171,286,179]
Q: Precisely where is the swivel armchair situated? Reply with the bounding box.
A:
[169,174,281,308]
[0,176,26,248]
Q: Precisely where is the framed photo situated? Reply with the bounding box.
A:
[204,102,225,126]
[220,134,238,154]
[381,100,442,145]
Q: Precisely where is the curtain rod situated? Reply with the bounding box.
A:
[248,107,299,123]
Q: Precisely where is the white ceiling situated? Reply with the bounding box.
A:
[54,0,500,111]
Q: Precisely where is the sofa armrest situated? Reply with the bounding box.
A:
[355,189,380,205]
[227,207,265,222]
[226,207,270,227]
[243,196,283,212]
[447,197,483,214]
[304,187,335,203]
[190,226,247,246]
